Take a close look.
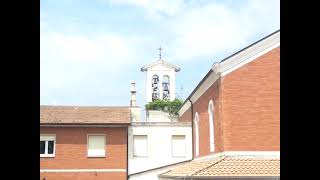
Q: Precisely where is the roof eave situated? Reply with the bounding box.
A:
[141,60,180,72]
[40,123,131,127]
[178,29,280,111]
[159,175,280,180]
[141,67,180,72]
[179,69,214,109]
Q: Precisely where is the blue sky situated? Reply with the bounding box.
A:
[40,0,280,108]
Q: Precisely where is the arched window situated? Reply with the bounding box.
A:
[194,112,200,156]
[162,75,170,100]
[208,100,215,152]
[152,75,159,101]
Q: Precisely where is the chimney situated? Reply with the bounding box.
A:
[130,82,136,106]
[130,82,141,122]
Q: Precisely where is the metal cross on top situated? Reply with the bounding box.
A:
[158,46,163,60]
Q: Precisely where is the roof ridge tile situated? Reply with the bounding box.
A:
[191,156,227,176]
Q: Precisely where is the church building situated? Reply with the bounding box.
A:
[159,30,280,180]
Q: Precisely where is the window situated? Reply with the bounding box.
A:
[40,135,56,157]
[194,112,199,156]
[133,135,148,157]
[172,135,186,157]
[208,100,215,152]
[152,75,160,101]
[162,75,170,100]
[87,135,106,157]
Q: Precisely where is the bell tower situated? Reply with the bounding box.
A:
[141,47,180,103]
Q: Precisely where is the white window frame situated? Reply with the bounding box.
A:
[133,135,148,158]
[194,112,200,156]
[87,134,106,158]
[171,135,186,158]
[208,100,215,152]
[40,134,56,158]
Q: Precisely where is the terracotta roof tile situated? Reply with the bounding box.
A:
[40,105,131,124]
[160,156,225,177]
[160,155,280,178]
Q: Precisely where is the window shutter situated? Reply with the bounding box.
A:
[133,135,147,157]
[40,135,55,141]
[88,135,105,157]
[172,135,186,157]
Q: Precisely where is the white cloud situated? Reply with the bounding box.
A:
[109,0,186,18]
[102,0,280,62]
[41,32,135,64]
[41,0,280,105]
[40,23,148,105]
[167,4,241,60]
[166,0,280,62]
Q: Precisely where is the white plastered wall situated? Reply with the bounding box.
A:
[128,125,192,175]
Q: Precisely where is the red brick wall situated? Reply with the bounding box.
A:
[178,107,192,122]
[221,47,280,151]
[40,172,126,180]
[40,127,128,180]
[192,79,224,157]
[178,47,280,158]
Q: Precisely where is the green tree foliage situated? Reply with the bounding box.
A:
[145,99,183,115]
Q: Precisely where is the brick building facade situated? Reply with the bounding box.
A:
[160,30,280,179]
[177,30,280,158]
[40,106,131,180]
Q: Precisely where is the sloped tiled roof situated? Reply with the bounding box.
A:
[40,105,131,124]
[160,156,225,177]
[159,155,280,178]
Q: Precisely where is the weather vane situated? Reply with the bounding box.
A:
[158,46,163,60]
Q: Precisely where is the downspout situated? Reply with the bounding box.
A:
[126,128,129,180]
[188,99,194,160]
[128,82,134,180]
